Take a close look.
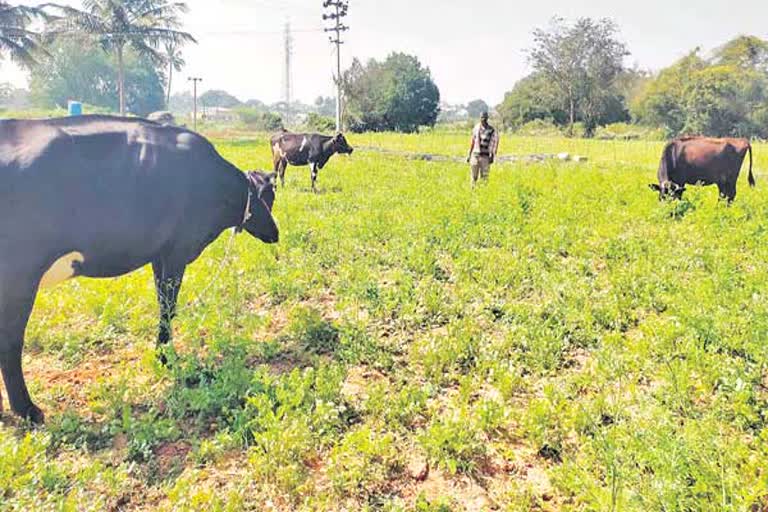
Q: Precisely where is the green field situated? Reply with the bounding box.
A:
[1,133,767,511]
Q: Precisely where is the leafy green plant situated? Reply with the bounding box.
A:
[288,306,341,354]
[419,407,487,475]
[327,425,403,499]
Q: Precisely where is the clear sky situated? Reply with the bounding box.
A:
[4,0,768,106]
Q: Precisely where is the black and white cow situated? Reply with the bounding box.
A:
[271,131,354,192]
[0,115,279,423]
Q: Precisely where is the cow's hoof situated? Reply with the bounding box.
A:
[21,404,45,425]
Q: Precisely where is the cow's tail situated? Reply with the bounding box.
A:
[748,143,756,188]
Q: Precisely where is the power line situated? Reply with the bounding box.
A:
[322,0,349,132]
[195,27,323,37]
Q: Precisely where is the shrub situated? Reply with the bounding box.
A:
[419,407,486,475]
[304,112,336,133]
[594,122,666,140]
[236,108,283,131]
[327,425,403,499]
[514,118,563,137]
[288,306,341,354]
[412,320,481,386]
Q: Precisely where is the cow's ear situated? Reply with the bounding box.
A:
[265,172,277,186]
[649,184,662,192]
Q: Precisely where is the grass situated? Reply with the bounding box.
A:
[1,132,768,511]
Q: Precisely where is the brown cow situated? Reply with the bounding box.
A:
[649,136,755,202]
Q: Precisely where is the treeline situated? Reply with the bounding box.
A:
[341,22,768,139]
[167,90,339,131]
[498,18,768,139]
[28,40,166,117]
[632,37,768,138]
[0,0,194,117]
[3,2,766,137]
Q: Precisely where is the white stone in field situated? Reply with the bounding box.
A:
[557,152,571,161]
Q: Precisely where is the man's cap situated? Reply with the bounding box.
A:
[480,111,489,119]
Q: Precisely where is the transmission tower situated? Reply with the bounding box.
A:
[283,20,293,123]
[322,0,349,132]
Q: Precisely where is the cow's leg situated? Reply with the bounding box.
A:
[310,163,319,193]
[277,159,288,188]
[152,259,186,366]
[717,182,736,204]
[0,272,43,423]
[717,182,728,201]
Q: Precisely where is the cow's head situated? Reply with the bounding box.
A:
[242,171,279,243]
[332,133,354,155]
[649,181,686,200]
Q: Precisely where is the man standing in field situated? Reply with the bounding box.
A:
[467,111,500,187]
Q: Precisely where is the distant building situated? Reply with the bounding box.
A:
[201,107,238,122]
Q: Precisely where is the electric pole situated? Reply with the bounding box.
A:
[283,20,293,124]
[188,76,202,131]
[322,0,349,132]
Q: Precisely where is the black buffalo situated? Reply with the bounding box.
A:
[650,136,755,202]
[271,131,353,191]
[0,115,279,423]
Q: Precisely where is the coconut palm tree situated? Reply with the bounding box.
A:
[163,40,185,106]
[47,0,195,115]
[0,1,45,68]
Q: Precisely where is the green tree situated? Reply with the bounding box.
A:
[682,66,747,136]
[714,35,768,72]
[236,107,282,131]
[168,90,192,114]
[0,1,45,68]
[47,0,195,115]
[314,95,336,117]
[29,38,164,116]
[466,99,489,119]
[632,51,707,134]
[497,73,567,129]
[499,68,640,133]
[162,41,185,107]
[342,52,440,133]
[305,112,335,132]
[528,17,629,135]
[632,38,768,138]
[200,89,241,108]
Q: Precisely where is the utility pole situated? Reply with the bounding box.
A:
[283,20,293,124]
[188,76,203,131]
[322,0,349,132]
